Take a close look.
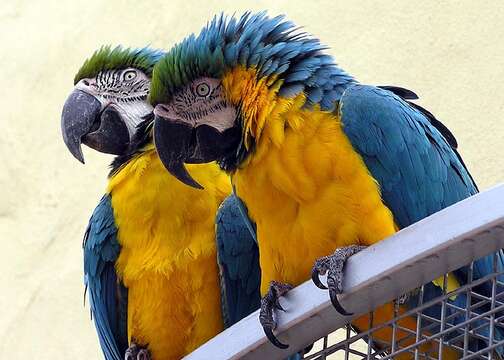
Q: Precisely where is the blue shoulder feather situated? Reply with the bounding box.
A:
[83,195,127,360]
[339,84,477,227]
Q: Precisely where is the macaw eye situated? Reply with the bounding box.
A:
[195,82,211,97]
[123,70,137,81]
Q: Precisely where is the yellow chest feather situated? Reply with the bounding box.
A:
[107,150,230,359]
[233,109,397,294]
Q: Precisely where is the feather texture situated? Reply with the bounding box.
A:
[150,12,354,110]
[339,84,503,355]
[149,11,500,357]
[216,195,260,328]
[75,46,164,85]
[83,195,126,360]
[107,150,229,360]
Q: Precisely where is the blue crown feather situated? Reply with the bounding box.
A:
[150,12,355,111]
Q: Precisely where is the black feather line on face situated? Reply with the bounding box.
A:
[96,70,150,103]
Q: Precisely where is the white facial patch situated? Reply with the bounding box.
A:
[113,100,153,136]
[164,77,237,133]
[200,104,236,132]
[76,68,153,138]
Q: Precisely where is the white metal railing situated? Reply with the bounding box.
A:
[185,184,504,360]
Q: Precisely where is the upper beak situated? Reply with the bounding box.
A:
[61,89,129,163]
[153,115,204,189]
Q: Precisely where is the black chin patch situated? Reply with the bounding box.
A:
[187,124,231,163]
[191,124,244,169]
[153,115,244,189]
[83,107,129,155]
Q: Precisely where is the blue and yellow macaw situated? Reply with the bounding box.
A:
[61,46,260,360]
[148,12,504,358]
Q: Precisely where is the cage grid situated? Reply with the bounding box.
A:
[302,253,504,359]
[185,185,504,360]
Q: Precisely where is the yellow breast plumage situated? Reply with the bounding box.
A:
[230,88,397,293]
[107,149,230,359]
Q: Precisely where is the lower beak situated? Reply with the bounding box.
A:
[153,116,204,189]
[61,89,129,163]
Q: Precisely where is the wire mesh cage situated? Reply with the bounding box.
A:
[185,185,504,360]
[303,254,504,360]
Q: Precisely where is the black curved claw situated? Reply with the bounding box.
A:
[329,290,353,316]
[311,266,327,289]
[274,300,286,312]
[125,343,138,360]
[260,281,293,349]
[137,349,151,360]
[264,327,289,349]
[304,343,314,353]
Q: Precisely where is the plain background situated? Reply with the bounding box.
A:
[1,1,503,358]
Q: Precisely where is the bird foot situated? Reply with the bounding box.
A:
[396,293,410,305]
[312,245,367,315]
[396,287,421,305]
[259,280,293,349]
[125,342,151,360]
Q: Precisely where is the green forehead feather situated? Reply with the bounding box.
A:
[74,45,165,85]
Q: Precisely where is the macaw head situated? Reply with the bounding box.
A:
[61,45,164,163]
[149,12,354,189]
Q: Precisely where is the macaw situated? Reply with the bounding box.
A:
[60,46,261,360]
[148,12,504,358]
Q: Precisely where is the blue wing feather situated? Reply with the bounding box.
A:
[216,194,261,328]
[339,84,503,354]
[339,84,476,226]
[83,195,127,360]
[216,198,308,360]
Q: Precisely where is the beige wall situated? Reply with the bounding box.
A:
[1,1,503,358]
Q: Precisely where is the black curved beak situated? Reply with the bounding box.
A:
[153,117,204,189]
[61,89,129,163]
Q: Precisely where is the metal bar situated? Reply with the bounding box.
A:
[462,339,504,360]
[366,312,373,360]
[438,274,448,359]
[463,261,474,358]
[378,304,504,359]
[307,294,504,359]
[344,326,350,360]
[414,285,425,360]
[488,253,498,360]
